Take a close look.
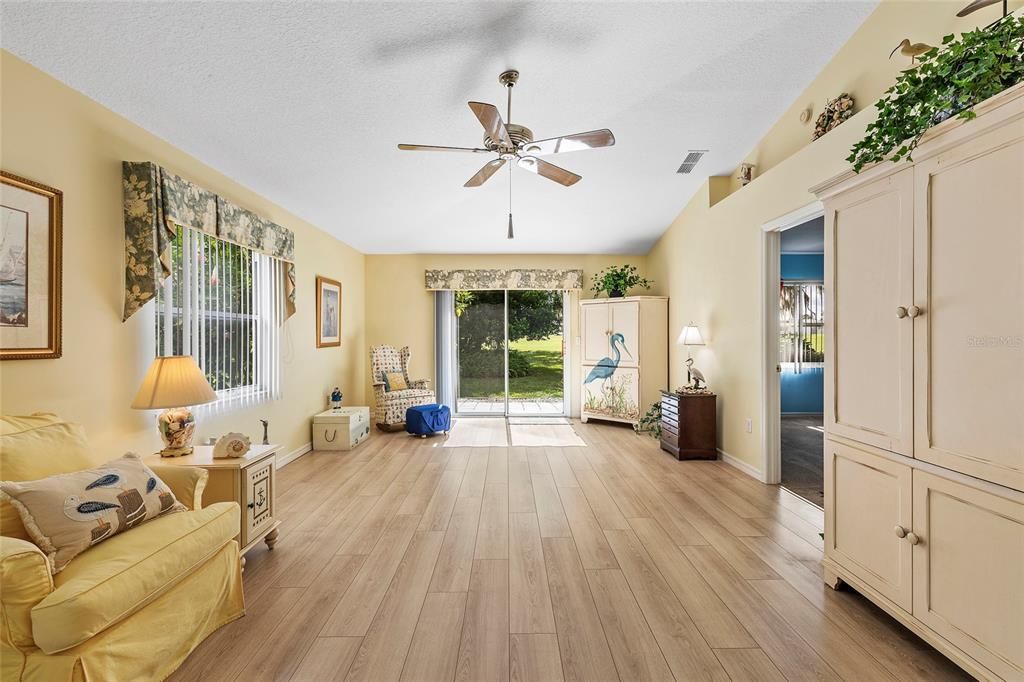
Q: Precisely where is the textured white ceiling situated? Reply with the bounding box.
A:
[1,1,876,254]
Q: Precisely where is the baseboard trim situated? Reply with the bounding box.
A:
[718,448,766,483]
[277,442,312,468]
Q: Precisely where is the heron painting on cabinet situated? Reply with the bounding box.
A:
[583,331,640,421]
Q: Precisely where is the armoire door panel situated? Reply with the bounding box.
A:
[914,127,1024,492]
[581,304,610,365]
[609,301,640,368]
[825,169,915,456]
[582,364,641,422]
[825,438,913,611]
[912,470,1024,680]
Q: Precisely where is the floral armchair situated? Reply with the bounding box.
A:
[370,345,435,429]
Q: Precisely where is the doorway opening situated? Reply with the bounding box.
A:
[761,202,824,507]
[454,290,568,417]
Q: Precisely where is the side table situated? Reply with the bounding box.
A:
[660,391,717,460]
[146,443,281,571]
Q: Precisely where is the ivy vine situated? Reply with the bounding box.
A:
[848,15,1024,173]
[634,402,662,440]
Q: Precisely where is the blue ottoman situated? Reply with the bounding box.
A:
[405,404,451,438]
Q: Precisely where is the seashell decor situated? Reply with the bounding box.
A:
[814,93,855,140]
[213,432,251,459]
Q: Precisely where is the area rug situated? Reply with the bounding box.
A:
[509,423,585,447]
[443,418,508,447]
[507,417,570,426]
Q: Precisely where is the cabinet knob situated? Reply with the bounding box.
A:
[894,525,907,538]
[906,531,921,546]
[908,305,923,318]
[896,306,908,319]
[247,502,255,509]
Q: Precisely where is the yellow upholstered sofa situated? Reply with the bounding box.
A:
[0,414,245,681]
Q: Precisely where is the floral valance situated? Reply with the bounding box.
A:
[425,269,584,291]
[217,198,295,261]
[122,161,296,321]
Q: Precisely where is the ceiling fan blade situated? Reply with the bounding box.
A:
[468,102,512,147]
[520,129,616,156]
[517,156,581,187]
[398,143,490,153]
[464,158,507,187]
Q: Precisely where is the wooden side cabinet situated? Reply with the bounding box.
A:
[660,391,717,460]
[147,443,281,566]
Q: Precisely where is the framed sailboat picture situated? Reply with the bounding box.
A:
[1,171,62,359]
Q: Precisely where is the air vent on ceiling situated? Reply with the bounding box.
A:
[676,149,708,174]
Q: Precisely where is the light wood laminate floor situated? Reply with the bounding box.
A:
[170,420,966,682]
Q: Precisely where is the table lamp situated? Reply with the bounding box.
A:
[677,323,705,387]
[132,355,217,457]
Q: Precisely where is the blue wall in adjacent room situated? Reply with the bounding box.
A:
[781,367,824,413]
[781,252,824,414]
[781,253,824,281]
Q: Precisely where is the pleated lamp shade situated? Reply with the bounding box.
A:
[677,324,705,346]
[131,356,217,409]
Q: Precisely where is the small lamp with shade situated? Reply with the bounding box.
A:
[677,323,707,390]
[131,355,217,457]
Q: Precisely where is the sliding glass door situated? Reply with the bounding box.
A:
[455,291,506,414]
[455,290,567,416]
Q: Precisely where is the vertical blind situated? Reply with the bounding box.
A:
[156,227,282,408]
[434,291,456,408]
[779,281,825,373]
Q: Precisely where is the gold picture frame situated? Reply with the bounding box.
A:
[316,275,341,348]
[1,171,62,360]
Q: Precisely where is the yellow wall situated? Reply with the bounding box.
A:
[4,0,1017,472]
[648,0,1022,473]
[0,52,366,458]
[365,254,650,417]
[727,0,1024,192]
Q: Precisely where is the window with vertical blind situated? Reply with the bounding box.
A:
[779,281,825,372]
[155,227,282,406]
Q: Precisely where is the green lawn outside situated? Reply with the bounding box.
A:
[459,335,564,399]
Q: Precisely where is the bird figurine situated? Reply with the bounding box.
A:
[584,333,633,386]
[84,472,121,490]
[685,358,707,391]
[889,38,935,64]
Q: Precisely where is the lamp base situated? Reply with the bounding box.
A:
[157,407,197,458]
[159,445,195,458]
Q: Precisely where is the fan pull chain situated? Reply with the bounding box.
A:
[507,165,514,240]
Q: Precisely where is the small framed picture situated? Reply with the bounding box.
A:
[1,171,62,360]
[316,275,341,348]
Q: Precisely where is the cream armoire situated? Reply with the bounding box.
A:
[579,296,667,426]
[812,84,1023,681]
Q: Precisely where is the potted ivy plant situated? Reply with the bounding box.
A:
[590,265,653,298]
[848,15,1024,173]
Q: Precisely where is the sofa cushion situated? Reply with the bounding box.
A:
[1,414,97,540]
[30,501,239,654]
[1,453,186,573]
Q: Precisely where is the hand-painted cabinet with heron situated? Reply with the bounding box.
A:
[580,296,668,426]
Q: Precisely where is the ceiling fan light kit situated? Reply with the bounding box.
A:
[399,69,615,238]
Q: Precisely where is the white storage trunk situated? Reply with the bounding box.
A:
[312,407,370,451]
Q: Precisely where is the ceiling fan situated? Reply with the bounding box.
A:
[398,70,615,188]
